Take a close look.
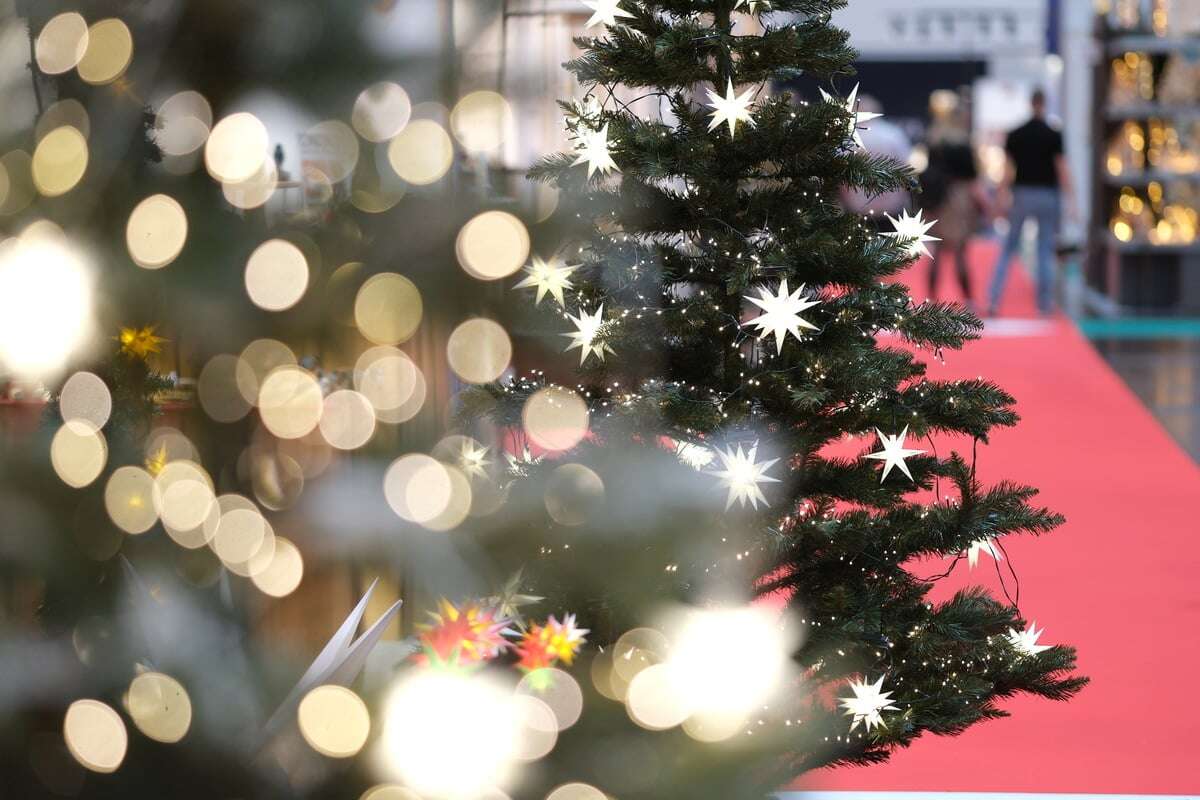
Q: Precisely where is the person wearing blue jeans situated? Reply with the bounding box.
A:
[987,90,1077,317]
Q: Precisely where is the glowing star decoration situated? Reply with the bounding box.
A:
[458,440,492,480]
[117,325,165,360]
[966,537,1002,569]
[505,445,543,476]
[415,599,514,667]
[674,440,715,471]
[144,442,168,477]
[884,208,940,259]
[514,256,579,307]
[706,80,757,137]
[572,124,619,177]
[744,279,820,353]
[840,675,899,733]
[484,570,544,619]
[583,0,634,29]
[819,82,881,148]
[1006,622,1052,657]
[709,441,779,510]
[865,426,924,483]
[516,614,589,672]
[563,305,613,365]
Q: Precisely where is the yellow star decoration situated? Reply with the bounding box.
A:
[145,442,169,477]
[118,325,166,360]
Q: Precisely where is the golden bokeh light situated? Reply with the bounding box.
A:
[361,786,422,800]
[353,82,412,142]
[681,709,747,743]
[37,99,91,142]
[522,386,589,452]
[104,466,158,534]
[546,783,607,800]
[354,347,425,424]
[32,126,88,197]
[64,699,126,774]
[354,273,422,345]
[155,91,212,156]
[197,353,255,423]
[297,685,370,758]
[612,627,670,686]
[36,13,89,75]
[211,505,266,565]
[60,371,112,429]
[245,239,309,311]
[154,460,215,532]
[205,112,269,184]
[247,449,305,511]
[626,663,690,730]
[0,151,35,216]
[516,669,582,731]
[456,211,529,281]
[250,536,304,597]
[258,366,323,439]
[543,463,604,527]
[450,91,513,153]
[237,338,297,405]
[384,454,452,525]
[224,512,277,577]
[126,194,187,269]
[589,649,622,702]
[305,120,360,183]
[513,694,558,761]
[319,389,377,450]
[350,147,405,213]
[51,420,107,488]
[386,119,453,185]
[447,318,511,384]
[222,160,277,210]
[145,427,200,465]
[420,464,472,532]
[77,18,133,85]
[125,672,191,744]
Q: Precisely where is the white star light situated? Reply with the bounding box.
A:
[865,426,924,482]
[674,440,715,471]
[708,441,779,510]
[573,123,619,178]
[583,0,634,29]
[966,537,1002,569]
[706,79,757,137]
[744,279,820,353]
[505,445,543,475]
[839,676,899,733]
[563,305,613,365]
[884,208,940,259]
[515,256,579,307]
[458,440,491,480]
[819,82,881,148]
[1006,622,1052,656]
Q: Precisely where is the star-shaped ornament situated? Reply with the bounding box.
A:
[839,675,899,733]
[865,426,924,482]
[1006,622,1052,656]
[708,441,779,510]
[458,440,491,480]
[744,279,820,353]
[505,445,544,476]
[583,0,634,29]
[966,537,1002,569]
[484,569,544,620]
[117,324,165,360]
[820,82,881,149]
[515,256,579,307]
[572,123,619,178]
[563,305,613,365]
[706,79,757,137]
[884,208,940,259]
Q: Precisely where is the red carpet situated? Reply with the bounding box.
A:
[796,241,1200,795]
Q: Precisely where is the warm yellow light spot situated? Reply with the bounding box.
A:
[36,13,89,75]
[421,464,472,532]
[117,324,164,360]
[37,99,91,142]
[126,194,187,269]
[32,126,88,197]
[450,91,513,153]
[350,151,405,213]
[60,371,111,429]
[305,120,360,183]
[354,273,422,345]
[298,685,370,758]
[205,112,268,184]
[154,460,215,532]
[543,463,604,527]
[512,694,558,761]
[125,672,191,743]
[0,151,34,216]
[522,386,589,452]
[682,709,747,742]
[516,668,583,731]
[353,82,412,142]
[197,353,255,423]
[155,91,212,156]
[258,366,323,439]
[104,466,158,534]
[77,18,133,84]
[212,505,266,564]
[626,663,690,730]
[51,420,107,488]
[250,536,304,597]
[354,346,425,424]
[222,160,277,210]
[64,699,127,773]
[245,239,309,311]
[1113,220,1133,242]
[456,211,529,281]
[546,783,606,800]
[447,318,511,384]
[384,454,451,524]
[319,389,377,450]
[237,338,297,404]
[386,119,453,185]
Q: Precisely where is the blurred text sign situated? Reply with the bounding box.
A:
[833,1,1046,58]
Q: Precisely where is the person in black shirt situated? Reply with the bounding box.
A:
[986,90,1077,316]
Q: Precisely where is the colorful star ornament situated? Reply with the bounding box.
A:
[966,536,1002,569]
[563,305,614,365]
[744,278,820,353]
[515,256,579,307]
[515,614,589,673]
[839,675,899,733]
[414,599,514,668]
[708,441,779,510]
[865,426,925,483]
[706,79,757,136]
[458,439,491,480]
[117,324,165,360]
[884,208,940,259]
[1006,622,1052,657]
[572,123,619,178]
[582,0,634,29]
[819,82,881,148]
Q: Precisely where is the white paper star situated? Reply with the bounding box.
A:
[1006,622,1052,656]
[573,123,619,178]
[563,305,613,365]
[820,82,881,148]
[583,0,634,29]
[966,537,1002,569]
[706,79,757,137]
[839,676,898,733]
[458,440,491,480]
[734,0,770,12]
[865,426,924,482]
[744,278,820,353]
[708,441,779,510]
[674,440,714,471]
[884,208,940,259]
[515,256,579,307]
